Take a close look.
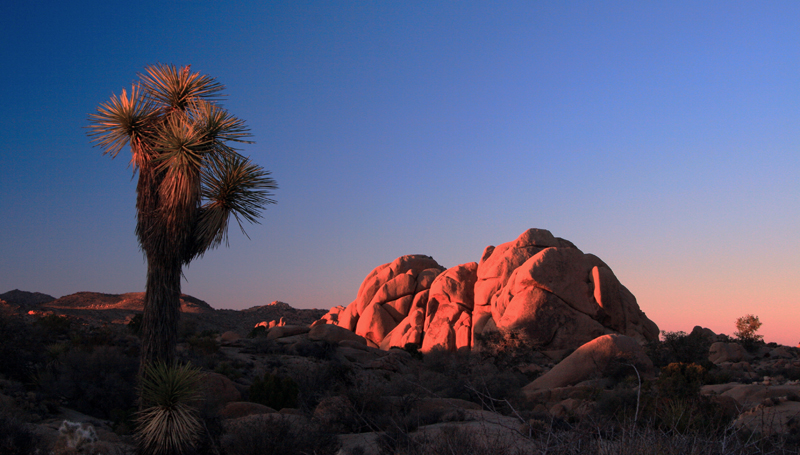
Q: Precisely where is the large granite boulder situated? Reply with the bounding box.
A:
[477,229,659,349]
[522,334,653,395]
[324,255,446,347]
[318,229,659,353]
[709,342,752,364]
[420,262,478,352]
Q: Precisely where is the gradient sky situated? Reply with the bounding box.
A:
[1,1,798,345]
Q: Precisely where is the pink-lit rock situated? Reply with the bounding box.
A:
[322,228,659,353]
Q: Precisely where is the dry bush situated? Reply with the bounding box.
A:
[288,358,354,411]
[37,345,139,423]
[0,312,45,381]
[473,330,546,370]
[378,424,520,455]
[646,331,714,369]
[0,412,40,455]
[222,414,339,455]
[249,372,299,410]
[415,346,527,411]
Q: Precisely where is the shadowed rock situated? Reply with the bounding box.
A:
[522,334,653,395]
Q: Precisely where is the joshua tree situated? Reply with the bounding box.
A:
[88,64,276,369]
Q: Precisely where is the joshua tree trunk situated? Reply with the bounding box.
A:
[140,256,182,371]
[136,156,192,373]
[89,65,277,379]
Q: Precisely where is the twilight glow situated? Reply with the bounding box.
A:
[0,2,798,345]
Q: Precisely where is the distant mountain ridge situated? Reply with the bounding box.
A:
[0,289,56,308]
[0,289,326,335]
[44,291,214,313]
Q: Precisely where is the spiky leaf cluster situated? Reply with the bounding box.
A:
[88,64,276,262]
[136,362,204,455]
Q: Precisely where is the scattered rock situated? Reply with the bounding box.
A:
[267,325,310,340]
[218,401,276,419]
[769,347,793,359]
[709,342,752,364]
[309,322,368,345]
[220,331,242,344]
[203,372,242,411]
[550,398,594,420]
[735,400,800,435]
[690,325,717,340]
[523,334,652,395]
[715,384,800,412]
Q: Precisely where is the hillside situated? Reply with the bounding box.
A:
[0,289,326,335]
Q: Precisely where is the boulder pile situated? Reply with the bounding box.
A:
[319,228,659,352]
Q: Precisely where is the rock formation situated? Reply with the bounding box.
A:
[522,334,653,394]
[320,228,659,352]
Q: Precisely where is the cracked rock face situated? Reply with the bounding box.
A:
[321,228,659,352]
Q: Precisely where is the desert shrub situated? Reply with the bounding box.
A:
[422,347,462,374]
[735,314,763,343]
[704,367,733,385]
[344,376,392,431]
[52,420,104,455]
[594,362,734,437]
[34,314,73,340]
[734,314,766,354]
[601,355,650,390]
[194,412,225,455]
[466,362,528,409]
[291,339,337,359]
[597,388,640,422]
[178,318,200,340]
[186,331,220,356]
[473,329,543,369]
[69,324,121,350]
[646,331,714,369]
[222,414,339,455]
[241,336,280,355]
[137,362,204,455]
[417,347,526,407]
[291,359,354,410]
[402,343,423,360]
[378,424,514,455]
[249,372,299,410]
[313,395,355,433]
[657,363,706,399]
[0,312,44,382]
[37,345,138,423]
[757,364,800,381]
[418,369,470,402]
[651,395,731,435]
[247,325,267,338]
[607,363,731,436]
[312,374,395,433]
[0,413,39,455]
[214,361,243,380]
[127,313,143,336]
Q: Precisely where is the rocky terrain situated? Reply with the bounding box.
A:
[0,289,326,336]
[1,228,799,454]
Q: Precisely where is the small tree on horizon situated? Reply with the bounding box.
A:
[88,64,277,371]
[734,314,763,343]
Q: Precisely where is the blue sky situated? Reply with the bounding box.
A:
[1,1,798,345]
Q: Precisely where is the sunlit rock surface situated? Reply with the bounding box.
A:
[319,228,659,352]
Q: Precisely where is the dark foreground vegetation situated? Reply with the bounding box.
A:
[1,309,799,454]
